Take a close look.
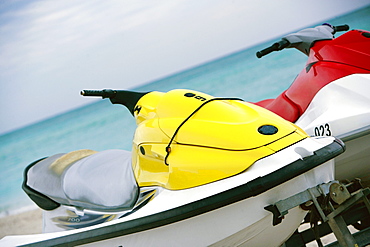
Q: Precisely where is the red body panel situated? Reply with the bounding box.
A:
[255,30,370,122]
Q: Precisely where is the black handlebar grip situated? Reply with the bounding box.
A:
[256,43,278,58]
[81,90,103,96]
[333,24,350,33]
[80,89,116,98]
[256,40,289,58]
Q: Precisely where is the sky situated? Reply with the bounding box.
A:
[1,0,370,135]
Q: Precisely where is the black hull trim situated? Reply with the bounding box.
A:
[22,157,61,211]
[22,139,345,247]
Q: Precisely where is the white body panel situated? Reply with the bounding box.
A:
[82,163,333,247]
[296,74,370,184]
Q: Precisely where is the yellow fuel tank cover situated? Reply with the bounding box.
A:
[132,89,308,190]
[156,89,299,150]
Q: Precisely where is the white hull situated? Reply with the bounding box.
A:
[0,137,341,247]
[335,129,370,185]
[296,74,370,185]
[84,165,329,247]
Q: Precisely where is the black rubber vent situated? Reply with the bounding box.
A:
[258,125,278,135]
[184,93,196,97]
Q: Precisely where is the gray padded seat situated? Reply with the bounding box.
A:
[25,149,139,212]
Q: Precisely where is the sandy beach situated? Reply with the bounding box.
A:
[0,209,42,239]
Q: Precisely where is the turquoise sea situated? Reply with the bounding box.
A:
[1,6,370,216]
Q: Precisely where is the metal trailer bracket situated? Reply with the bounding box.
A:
[264,181,338,226]
[267,180,370,247]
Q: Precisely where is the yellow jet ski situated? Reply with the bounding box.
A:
[3,89,344,247]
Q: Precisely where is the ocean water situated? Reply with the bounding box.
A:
[1,6,370,216]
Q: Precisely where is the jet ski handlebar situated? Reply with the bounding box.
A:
[80,89,117,98]
[256,40,289,58]
[333,24,350,33]
[81,89,148,115]
[256,24,350,58]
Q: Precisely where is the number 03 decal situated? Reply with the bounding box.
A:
[314,123,332,136]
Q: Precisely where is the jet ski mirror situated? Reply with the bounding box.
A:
[81,89,148,115]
